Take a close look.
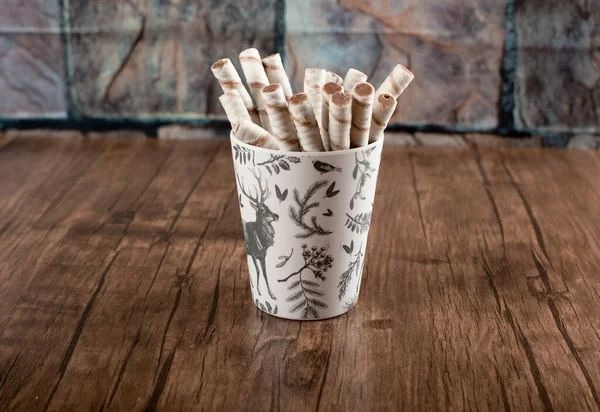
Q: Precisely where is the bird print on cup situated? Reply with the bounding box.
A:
[313,160,342,174]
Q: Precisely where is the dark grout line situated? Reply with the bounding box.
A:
[498,0,517,132]
[58,0,78,119]
[0,116,576,147]
[384,123,534,137]
[275,0,286,62]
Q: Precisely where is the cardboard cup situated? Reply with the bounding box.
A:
[231,131,384,320]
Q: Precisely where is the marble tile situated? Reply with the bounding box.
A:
[0,0,66,117]
[69,0,277,117]
[514,0,600,133]
[285,0,507,128]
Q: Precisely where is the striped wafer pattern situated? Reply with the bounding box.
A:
[369,93,397,143]
[239,48,273,133]
[261,84,301,151]
[329,92,352,151]
[375,64,414,99]
[350,82,374,147]
[289,93,324,152]
[262,53,294,99]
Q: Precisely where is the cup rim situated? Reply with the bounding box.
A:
[230,130,383,157]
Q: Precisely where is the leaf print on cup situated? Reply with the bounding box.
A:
[322,209,333,217]
[289,181,332,238]
[257,154,300,175]
[255,298,278,315]
[278,244,332,319]
[233,144,255,166]
[350,152,375,210]
[342,240,354,254]
[275,184,288,202]
[325,181,340,198]
[345,212,371,234]
[275,249,293,268]
[338,244,364,300]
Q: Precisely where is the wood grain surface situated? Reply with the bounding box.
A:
[1,135,600,411]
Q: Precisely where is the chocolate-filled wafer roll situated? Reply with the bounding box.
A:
[375,64,414,98]
[320,82,343,151]
[343,68,368,93]
[326,71,343,86]
[262,53,294,99]
[239,48,273,133]
[212,58,260,125]
[350,82,374,147]
[369,93,397,143]
[234,120,279,150]
[303,68,326,122]
[328,92,352,151]
[219,91,251,130]
[288,93,324,152]
[261,84,301,151]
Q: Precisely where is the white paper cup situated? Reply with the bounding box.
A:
[230,131,384,320]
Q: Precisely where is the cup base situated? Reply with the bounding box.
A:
[253,300,358,321]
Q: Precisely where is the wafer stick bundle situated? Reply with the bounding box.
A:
[350,82,374,147]
[321,82,343,151]
[329,92,352,151]
[239,48,273,133]
[343,68,368,93]
[326,71,344,86]
[304,68,326,122]
[289,93,324,152]
[261,84,301,151]
[212,50,414,151]
[212,58,260,125]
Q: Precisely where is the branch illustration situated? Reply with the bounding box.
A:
[289,180,332,238]
[233,144,255,166]
[278,244,331,319]
[345,212,372,234]
[257,154,300,175]
[338,244,364,301]
[350,152,375,210]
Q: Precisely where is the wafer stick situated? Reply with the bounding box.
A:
[369,93,397,142]
[320,82,343,151]
[219,91,251,130]
[329,92,352,151]
[212,58,260,125]
[326,71,343,86]
[288,93,324,152]
[234,120,279,150]
[262,53,294,99]
[350,82,374,147]
[304,68,326,122]
[239,48,273,133]
[343,68,368,93]
[261,84,301,151]
[375,64,414,98]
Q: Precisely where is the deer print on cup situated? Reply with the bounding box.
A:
[237,170,279,300]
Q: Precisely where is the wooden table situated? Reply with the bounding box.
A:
[1,135,600,411]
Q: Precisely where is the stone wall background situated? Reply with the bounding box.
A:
[1,0,598,147]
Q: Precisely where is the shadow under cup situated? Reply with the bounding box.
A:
[230,132,384,320]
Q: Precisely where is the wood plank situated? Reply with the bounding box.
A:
[1,137,600,411]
